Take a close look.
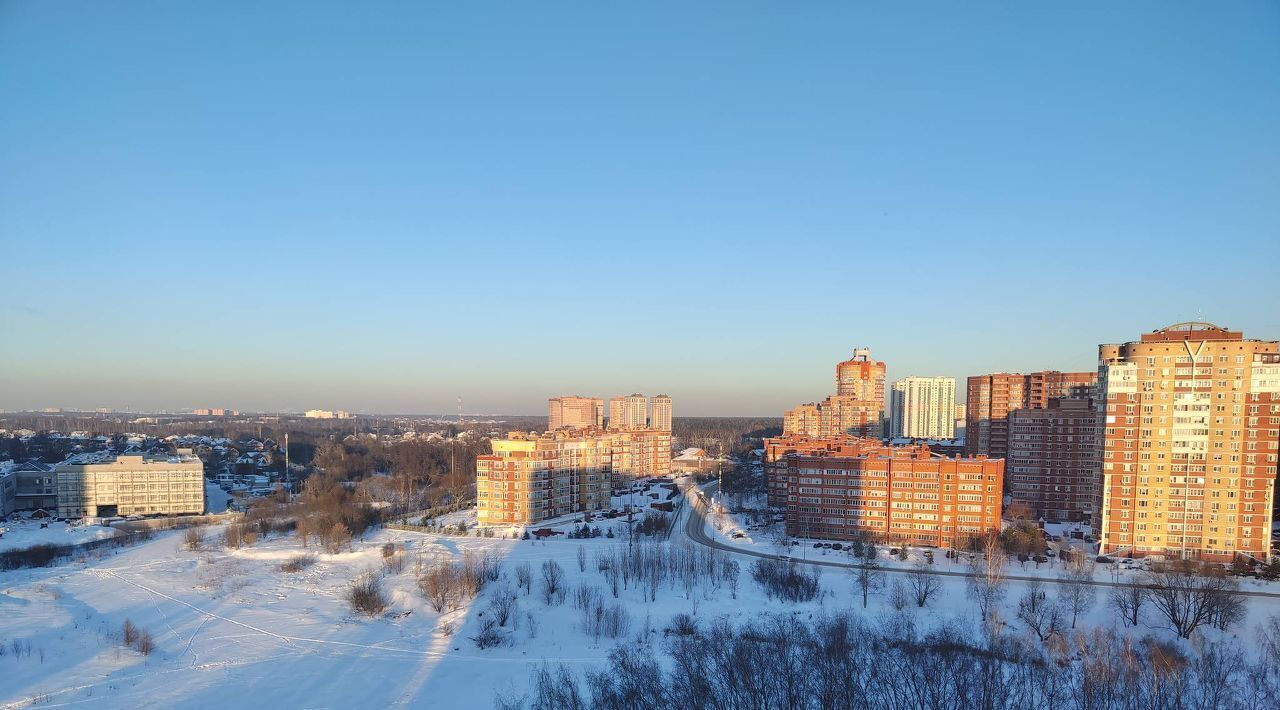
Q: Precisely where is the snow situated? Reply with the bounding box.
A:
[0,519,120,553]
[3,483,1279,709]
[203,481,230,514]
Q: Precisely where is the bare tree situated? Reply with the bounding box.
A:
[540,560,566,606]
[1057,550,1095,628]
[906,563,941,608]
[1107,581,1148,627]
[852,544,882,608]
[1146,560,1245,639]
[888,579,911,612]
[1016,579,1065,642]
[576,545,587,573]
[515,562,533,595]
[965,532,1007,627]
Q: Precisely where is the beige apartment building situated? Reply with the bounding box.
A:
[649,395,673,431]
[609,428,672,478]
[608,394,649,430]
[476,430,613,526]
[1097,323,1279,562]
[477,426,672,526]
[785,348,887,439]
[54,450,206,519]
[548,396,604,430]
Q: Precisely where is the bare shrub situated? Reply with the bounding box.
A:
[322,521,352,554]
[540,560,566,606]
[136,631,155,655]
[488,584,519,627]
[348,572,388,617]
[582,600,631,642]
[122,619,139,647]
[183,527,205,551]
[419,560,464,612]
[577,545,587,572]
[751,558,819,603]
[668,612,697,636]
[515,562,533,595]
[573,583,602,611]
[471,618,506,649]
[280,554,316,573]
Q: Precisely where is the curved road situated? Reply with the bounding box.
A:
[679,481,1280,599]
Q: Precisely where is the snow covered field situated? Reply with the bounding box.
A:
[3,494,1279,709]
[0,519,120,553]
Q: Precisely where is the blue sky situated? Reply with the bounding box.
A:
[1,1,1278,416]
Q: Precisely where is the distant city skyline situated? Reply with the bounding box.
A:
[4,319,1280,416]
[2,2,1277,416]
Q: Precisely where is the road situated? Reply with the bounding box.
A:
[677,480,1280,599]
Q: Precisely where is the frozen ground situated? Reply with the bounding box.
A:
[0,519,120,553]
[3,490,1279,709]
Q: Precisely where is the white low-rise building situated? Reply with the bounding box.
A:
[54,450,205,519]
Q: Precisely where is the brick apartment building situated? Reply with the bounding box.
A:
[1097,322,1279,563]
[965,370,1096,460]
[1007,397,1101,524]
[766,436,1003,548]
[763,434,868,507]
[785,348,887,439]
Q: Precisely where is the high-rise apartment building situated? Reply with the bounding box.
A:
[1097,322,1279,562]
[778,438,1003,547]
[1007,397,1101,523]
[609,429,673,478]
[836,347,887,401]
[966,371,1096,459]
[548,396,604,430]
[890,376,957,439]
[608,394,648,430]
[649,395,673,431]
[476,430,612,526]
[54,450,206,518]
[785,348,887,439]
[477,426,672,526]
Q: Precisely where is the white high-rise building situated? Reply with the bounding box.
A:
[890,376,957,439]
[649,395,672,431]
[608,394,648,430]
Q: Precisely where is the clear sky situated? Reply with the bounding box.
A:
[1,1,1278,416]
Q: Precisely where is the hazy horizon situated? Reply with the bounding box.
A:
[3,2,1278,417]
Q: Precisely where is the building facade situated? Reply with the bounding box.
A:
[1097,323,1279,563]
[763,434,868,507]
[649,395,673,431]
[54,450,206,518]
[608,394,648,430]
[477,426,672,526]
[966,371,1096,459]
[548,396,604,430]
[1007,397,1101,523]
[779,439,1003,548]
[785,348,887,439]
[0,462,16,517]
[890,376,957,439]
[476,431,613,526]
